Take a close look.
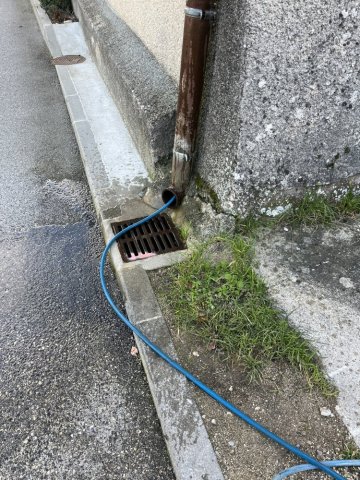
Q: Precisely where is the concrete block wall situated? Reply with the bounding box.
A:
[72,0,177,175]
[196,0,360,216]
[73,0,360,217]
[106,0,184,82]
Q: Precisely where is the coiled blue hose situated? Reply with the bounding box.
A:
[100,196,357,480]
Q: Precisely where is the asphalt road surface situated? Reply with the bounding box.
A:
[0,0,174,478]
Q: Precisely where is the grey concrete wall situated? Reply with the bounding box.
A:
[196,0,360,216]
[72,0,177,174]
[106,0,184,82]
[73,0,360,217]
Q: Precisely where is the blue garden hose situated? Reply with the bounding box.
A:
[100,196,358,480]
[274,460,360,480]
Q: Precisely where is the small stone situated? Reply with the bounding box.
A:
[229,386,233,392]
[284,227,289,232]
[130,346,138,356]
[265,123,274,134]
[211,418,217,425]
[192,351,200,357]
[320,407,334,417]
[254,406,260,411]
[339,277,355,289]
[258,79,267,89]
[228,441,235,448]
[295,108,304,120]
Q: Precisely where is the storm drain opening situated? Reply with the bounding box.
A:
[51,55,86,65]
[111,214,186,262]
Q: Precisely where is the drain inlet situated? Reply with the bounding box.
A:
[111,214,186,262]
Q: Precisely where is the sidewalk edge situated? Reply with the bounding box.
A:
[29,2,225,479]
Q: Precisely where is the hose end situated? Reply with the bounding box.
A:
[162,187,184,209]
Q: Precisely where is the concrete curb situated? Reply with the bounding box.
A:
[30,2,225,478]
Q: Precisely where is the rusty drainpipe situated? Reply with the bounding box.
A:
[162,0,215,208]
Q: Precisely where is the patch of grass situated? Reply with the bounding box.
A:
[283,193,337,226]
[237,189,360,236]
[179,222,191,242]
[169,235,336,395]
[340,443,360,460]
[337,189,360,216]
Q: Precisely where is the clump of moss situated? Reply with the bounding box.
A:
[195,176,222,214]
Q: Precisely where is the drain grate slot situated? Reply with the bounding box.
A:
[111,214,186,262]
[51,55,86,65]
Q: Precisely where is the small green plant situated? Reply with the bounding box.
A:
[179,222,191,242]
[237,189,360,236]
[337,189,360,216]
[169,235,335,395]
[340,443,360,460]
[283,193,337,226]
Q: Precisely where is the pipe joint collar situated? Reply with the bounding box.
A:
[184,7,216,21]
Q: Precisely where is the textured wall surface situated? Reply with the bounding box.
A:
[106,0,184,82]
[72,0,177,173]
[196,0,360,215]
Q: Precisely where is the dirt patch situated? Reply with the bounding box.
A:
[40,1,77,23]
[47,8,77,23]
[150,269,359,480]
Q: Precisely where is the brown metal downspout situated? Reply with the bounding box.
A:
[162,0,215,208]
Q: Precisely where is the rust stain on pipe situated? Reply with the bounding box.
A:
[164,0,214,207]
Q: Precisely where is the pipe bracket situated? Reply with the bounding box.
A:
[174,150,189,163]
[184,7,216,21]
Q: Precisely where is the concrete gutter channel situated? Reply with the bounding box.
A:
[30,1,225,479]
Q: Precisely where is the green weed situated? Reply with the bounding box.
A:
[283,193,337,226]
[340,443,360,460]
[179,222,191,242]
[237,189,360,236]
[169,235,336,395]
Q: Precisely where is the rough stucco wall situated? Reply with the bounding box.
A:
[197,0,360,216]
[106,0,184,82]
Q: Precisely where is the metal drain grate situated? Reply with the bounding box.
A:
[51,55,86,65]
[111,214,186,262]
